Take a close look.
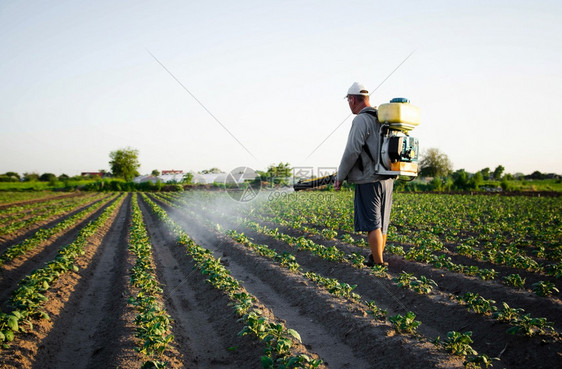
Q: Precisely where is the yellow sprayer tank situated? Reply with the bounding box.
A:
[377,98,420,132]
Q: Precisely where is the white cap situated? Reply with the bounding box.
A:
[346,82,369,97]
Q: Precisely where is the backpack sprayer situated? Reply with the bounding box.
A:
[294,98,420,191]
[376,97,420,177]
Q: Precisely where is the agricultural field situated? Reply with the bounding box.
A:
[0,190,560,369]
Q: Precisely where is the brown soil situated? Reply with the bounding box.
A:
[0,194,109,246]
[0,192,84,210]
[0,195,116,307]
[0,192,559,369]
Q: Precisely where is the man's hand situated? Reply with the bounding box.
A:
[334,180,342,191]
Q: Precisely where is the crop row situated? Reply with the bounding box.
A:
[162,192,387,313]
[162,192,560,341]
[247,196,561,297]
[154,192,503,367]
[255,192,561,264]
[141,194,323,368]
[0,194,116,266]
[128,194,175,368]
[239,219,558,340]
[0,194,91,224]
[0,193,104,236]
[0,194,124,347]
[0,191,60,205]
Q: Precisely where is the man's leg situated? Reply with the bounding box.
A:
[367,228,384,264]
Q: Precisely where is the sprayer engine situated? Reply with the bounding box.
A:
[375,98,420,178]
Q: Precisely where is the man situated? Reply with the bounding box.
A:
[334,82,395,267]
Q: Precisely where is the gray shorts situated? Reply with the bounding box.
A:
[354,179,394,233]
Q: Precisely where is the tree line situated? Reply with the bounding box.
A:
[402,147,560,192]
[2,147,558,192]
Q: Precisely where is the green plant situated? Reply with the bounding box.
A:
[238,310,269,340]
[347,252,366,268]
[412,275,437,294]
[304,272,360,301]
[365,301,387,321]
[274,252,301,272]
[0,311,27,348]
[531,281,559,296]
[506,314,555,336]
[339,234,355,244]
[394,272,437,294]
[386,245,405,256]
[1,195,123,346]
[229,292,254,316]
[394,271,415,289]
[368,263,389,277]
[263,323,298,357]
[0,194,112,265]
[458,293,497,314]
[389,311,421,334]
[128,195,175,363]
[502,274,526,289]
[545,263,562,279]
[441,331,477,357]
[491,302,523,323]
[464,354,499,368]
[477,268,497,281]
[262,354,323,369]
[320,228,338,240]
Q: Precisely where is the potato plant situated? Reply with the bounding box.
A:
[141,194,320,367]
[0,194,104,236]
[128,194,174,365]
[389,311,421,335]
[531,281,559,296]
[0,194,115,266]
[394,271,437,294]
[0,194,123,345]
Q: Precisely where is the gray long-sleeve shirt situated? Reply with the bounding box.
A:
[336,107,387,184]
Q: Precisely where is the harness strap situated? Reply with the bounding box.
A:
[356,110,378,171]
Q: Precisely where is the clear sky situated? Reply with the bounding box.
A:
[1,0,561,177]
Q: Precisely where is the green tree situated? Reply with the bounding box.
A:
[470,172,484,189]
[0,175,17,182]
[501,176,514,191]
[182,172,193,184]
[530,171,544,180]
[39,173,57,182]
[109,147,140,181]
[266,162,292,185]
[267,162,291,177]
[479,167,491,180]
[419,148,452,177]
[23,172,39,182]
[493,165,505,179]
[4,172,20,181]
[151,169,160,176]
[452,169,470,190]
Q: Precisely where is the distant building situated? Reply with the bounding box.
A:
[133,175,159,184]
[81,172,104,177]
[192,173,227,184]
[159,170,185,183]
[161,170,183,175]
